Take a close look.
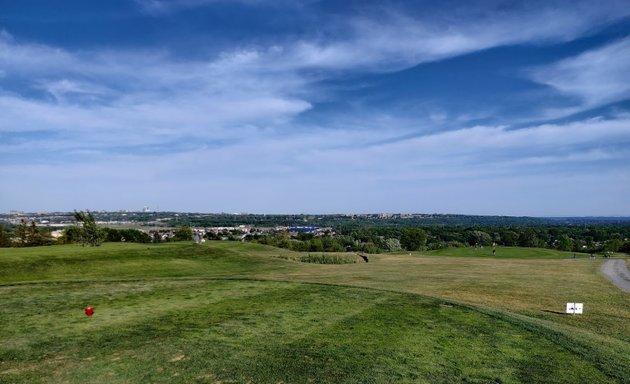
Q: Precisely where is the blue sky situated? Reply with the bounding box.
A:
[1,0,629,215]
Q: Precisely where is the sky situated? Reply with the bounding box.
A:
[1,0,629,216]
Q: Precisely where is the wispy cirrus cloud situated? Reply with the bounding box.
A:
[134,0,272,14]
[1,1,628,143]
[531,37,630,114]
[1,7,629,160]
[133,1,630,73]
[282,5,628,72]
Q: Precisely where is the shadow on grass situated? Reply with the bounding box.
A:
[542,309,566,315]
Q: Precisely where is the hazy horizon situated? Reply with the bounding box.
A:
[4,209,630,220]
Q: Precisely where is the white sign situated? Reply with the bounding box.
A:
[566,303,583,314]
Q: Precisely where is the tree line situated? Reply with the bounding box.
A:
[1,213,629,254]
[245,225,630,254]
[0,211,198,248]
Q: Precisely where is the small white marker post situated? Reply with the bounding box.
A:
[566,303,584,315]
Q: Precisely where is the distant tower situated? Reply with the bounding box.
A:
[143,206,150,213]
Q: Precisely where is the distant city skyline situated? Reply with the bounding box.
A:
[3,209,630,219]
[1,1,629,216]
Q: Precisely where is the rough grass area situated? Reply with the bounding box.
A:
[278,252,360,264]
[1,242,629,383]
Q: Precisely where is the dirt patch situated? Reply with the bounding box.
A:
[169,354,186,362]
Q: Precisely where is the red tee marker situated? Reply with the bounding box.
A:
[85,307,94,317]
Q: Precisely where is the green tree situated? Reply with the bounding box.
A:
[362,242,380,254]
[604,233,624,253]
[499,230,519,246]
[0,224,11,247]
[518,229,538,248]
[173,226,194,241]
[25,221,52,246]
[61,226,83,244]
[557,234,573,251]
[467,230,492,246]
[322,236,343,252]
[385,238,402,252]
[151,231,162,243]
[15,219,29,246]
[103,228,152,243]
[401,228,427,251]
[27,221,42,245]
[73,211,106,246]
[309,238,324,252]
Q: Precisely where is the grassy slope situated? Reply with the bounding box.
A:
[0,242,294,283]
[1,242,629,383]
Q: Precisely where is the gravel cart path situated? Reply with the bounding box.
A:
[601,259,630,293]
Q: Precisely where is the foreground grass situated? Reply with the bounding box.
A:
[0,280,615,383]
[1,242,629,383]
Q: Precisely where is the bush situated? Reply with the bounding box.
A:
[298,253,358,264]
[173,226,194,241]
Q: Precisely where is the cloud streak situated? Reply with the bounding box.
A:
[531,37,630,115]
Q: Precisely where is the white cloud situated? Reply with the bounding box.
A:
[130,1,630,71]
[272,116,630,185]
[0,31,78,76]
[531,37,630,110]
[3,116,629,214]
[134,0,268,15]
[36,79,113,103]
[126,1,630,75]
[262,1,630,73]
[0,33,313,151]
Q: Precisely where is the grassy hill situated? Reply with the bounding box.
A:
[1,242,628,383]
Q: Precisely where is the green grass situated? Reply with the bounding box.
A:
[0,280,615,383]
[1,242,629,383]
[0,242,289,283]
[424,246,579,259]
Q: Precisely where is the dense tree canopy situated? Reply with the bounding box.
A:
[173,226,194,241]
[401,228,428,251]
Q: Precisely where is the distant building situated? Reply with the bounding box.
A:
[288,226,319,232]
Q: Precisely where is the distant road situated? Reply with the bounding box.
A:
[601,259,630,293]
